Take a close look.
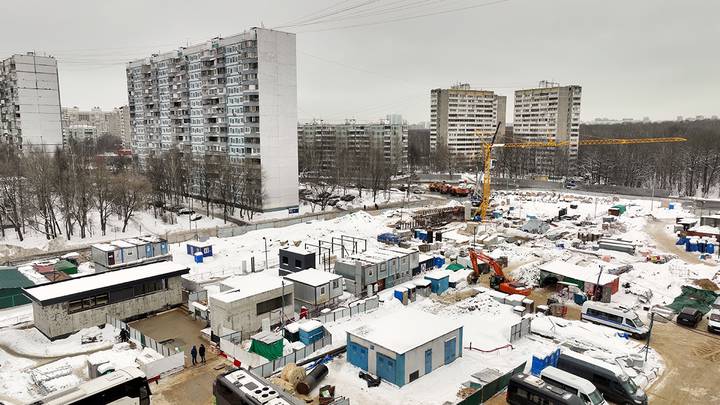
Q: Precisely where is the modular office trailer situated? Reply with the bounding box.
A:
[91,237,170,272]
[346,307,463,386]
[334,247,419,297]
[22,262,189,339]
[283,269,343,312]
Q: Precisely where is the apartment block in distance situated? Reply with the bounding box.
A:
[0,53,62,149]
[126,28,299,212]
[298,115,408,174]
[513,81,582,176]
[62,106,132,146]
[430,84,506,170]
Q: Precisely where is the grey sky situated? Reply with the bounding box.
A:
[1,0,718,123]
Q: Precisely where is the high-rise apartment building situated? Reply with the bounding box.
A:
[0,53,62,149]
[61,106,131,145]
[126,28,299,212]
[298,115,408,174]
[430,84,506,170]
[513,81,582,175]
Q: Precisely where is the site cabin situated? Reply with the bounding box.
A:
[91,237,171,272]
[282,268,343,312]
[0,266,34,309]
[346,308,463,387]
[22,262,190,339]
[334,247,417,297]
[278,245,316,276]
[186,240,214,258]
[537,261,619,302]
[209,274,294,341]
[424,271,450,295]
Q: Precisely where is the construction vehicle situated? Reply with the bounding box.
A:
[468,248,531,296]
[472,133,688,222]
[450,184,472,197]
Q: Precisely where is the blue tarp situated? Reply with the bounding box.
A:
[530,348,561,376]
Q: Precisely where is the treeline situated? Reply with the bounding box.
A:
[298,138,397,209]
[143,149,262,222]
[577,119,720,197]
[0,140,147,242]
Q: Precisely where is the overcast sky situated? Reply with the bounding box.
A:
[1,0,718,123]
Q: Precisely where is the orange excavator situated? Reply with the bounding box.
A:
[467,248,532,296]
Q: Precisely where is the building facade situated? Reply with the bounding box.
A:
[513,81,582,176]
[0,53,62,149]
[126,28,299,211]
[298,115,408,174]
[22,262,189,339]
[430,84,506,170]
[62,106,131,146]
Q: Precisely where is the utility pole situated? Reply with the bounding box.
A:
[262,236,269,270]
[594,265,604,301]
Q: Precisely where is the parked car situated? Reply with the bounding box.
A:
[190,214,203,222]
[340,194,356,202]
[708,309,720,334]
[676,307,703,327]
[412,188,425,194]
[177,208,194,215]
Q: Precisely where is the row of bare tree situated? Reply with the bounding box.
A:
[298,137,397,210]
[144,149,262,222]
[0,140,148,242]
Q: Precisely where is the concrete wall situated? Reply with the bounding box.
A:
[209,287,294,340]
[33,276,185,339]
[257,29,299,211]
[347,326,462,386]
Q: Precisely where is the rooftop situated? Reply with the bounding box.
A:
[283,269,341,287]
[23,261,189,303]
[348,307,462,354]
[213,274,292,304]
[538,260,617,285]
[0,267,34,289]
[282,245,314,255]
[424,270,450,281]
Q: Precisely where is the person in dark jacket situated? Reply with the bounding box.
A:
[199,344,206,364]
[190,345,197,366]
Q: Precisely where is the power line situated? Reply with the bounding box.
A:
[295,0,511,33]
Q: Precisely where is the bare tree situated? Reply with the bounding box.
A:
[25,151,60,239]
[0,145,26,241]
[112,172,149,233]
[93,165,114,236]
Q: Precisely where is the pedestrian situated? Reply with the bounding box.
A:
[199,344,206,364]
[190,345,197,366]
[374,203,379,210]
[363,204,366,210]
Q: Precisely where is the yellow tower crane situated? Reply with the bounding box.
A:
[473,134,687,221]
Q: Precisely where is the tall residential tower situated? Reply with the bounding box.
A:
[126,28,298,212]
[513,81,582,175]
[0,53,62,149]
[430,84,506,170]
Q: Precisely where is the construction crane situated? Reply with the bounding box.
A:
[472,135,687,221]
[467,248,531,296]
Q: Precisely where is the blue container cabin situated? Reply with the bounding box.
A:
[187,241,213,257]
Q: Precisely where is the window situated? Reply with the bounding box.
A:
[320,287,326,294]
[332,280,339,289]
[409,371,419,382]
[68,293,110,313]
[256,293,293,315]
[295,259,301,268]
[282,256,289,265]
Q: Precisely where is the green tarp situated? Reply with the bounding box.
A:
[54,260,78,275]
[446,263,466,272]
[667,285,719,315]
[249,334,284,361]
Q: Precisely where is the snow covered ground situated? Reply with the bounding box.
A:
[0,324,155,404]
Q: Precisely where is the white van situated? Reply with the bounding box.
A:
[708,296,720,334]
[540,366,607,405]
[581,301,649,338]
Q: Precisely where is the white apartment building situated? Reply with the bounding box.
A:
[430,84,506,170]
[0,53,62,149]
[513,81,582,175]
[298,115,408,174]
[126,28,299,212]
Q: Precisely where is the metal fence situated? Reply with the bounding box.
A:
[457,362,526,405]
[249,332,333,378]
[106,315,181,358]
[313,296,379,324]
[509,317,532,343]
